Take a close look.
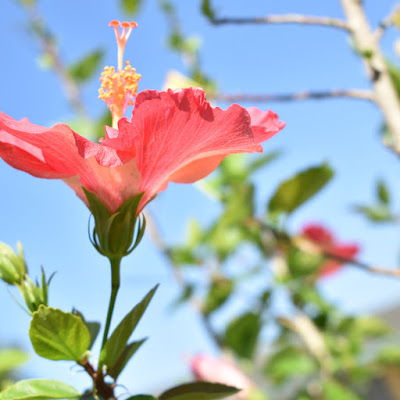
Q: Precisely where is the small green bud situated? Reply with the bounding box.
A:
[19,268,52,314]
[0,242,27,285]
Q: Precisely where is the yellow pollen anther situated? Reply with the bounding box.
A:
[99,61,141,125]
[99,20,141,128]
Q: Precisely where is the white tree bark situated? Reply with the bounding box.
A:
[341,0,400,153]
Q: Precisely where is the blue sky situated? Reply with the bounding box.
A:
[1,0,400,395]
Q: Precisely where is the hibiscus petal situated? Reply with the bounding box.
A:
[126,88,283,204]
[0,112,141,213]
[247,107,286,143]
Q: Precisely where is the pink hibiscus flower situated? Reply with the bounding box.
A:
[301,223,360,277]
[0,21,285,214]
[191,354,255,400]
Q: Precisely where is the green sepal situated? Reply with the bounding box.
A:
[100,285,158,370]
[159,382,239,400]
[29,306,90,361]
[84,188,146,258]
[0,379,80,400]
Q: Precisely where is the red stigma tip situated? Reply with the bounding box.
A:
[109,20,120,27]
[121,21,130,28]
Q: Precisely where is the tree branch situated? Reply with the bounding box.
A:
[214,89,375,104]
[212,14,350,31]
[375,3,400,41]
[340,0,400,154]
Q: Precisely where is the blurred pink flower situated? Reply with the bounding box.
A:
[191,354,255,400]
[301,223,360,277]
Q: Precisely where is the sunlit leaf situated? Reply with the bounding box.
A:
[100,285,157,369]
[121,0,142,15]
[225,312,261,359]
[203,278,233,315]
[0,379,80,400]
[268,163,334,215]
[69,49,104,83]
[0,349,28,373]
[159,382,238,400]
[29,306,90,361]
[323,381,362,400]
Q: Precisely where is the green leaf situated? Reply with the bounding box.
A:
[159,382,239,400]
[225,312,261,359]
[322,381,362,400]
[0,349,28,373]
[29,306,90,361]
[353,316,391,337]
[203,278,233,315]
[72,310,100,350]
[377,179,390,205]
[86,321,101,349]
[108,338,147,379]
[248,151,281,174]
[100,285,158,368]
[268,163,334,215]
[0,379,80,400]
[379,346,400,365]
[201,0,215,21]
[387,60,400,98]
[121,0,142,15]
[264,347,317,384]
[126,397,156,400]
[69,49,104,83]
[353,204,392,222]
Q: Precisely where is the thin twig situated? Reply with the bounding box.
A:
[144,210,225,348]
[375,3,400,41]
[253,219,400,278]
[23,3,88,118]
[212,14,350,31]
[214,89,375,104]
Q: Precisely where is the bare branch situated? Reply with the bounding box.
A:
[212,14,350,31]
[340,0,400,154]
[375,3,400,41]
[214,89,375,104]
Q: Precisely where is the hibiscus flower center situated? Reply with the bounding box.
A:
[98,20,141,128]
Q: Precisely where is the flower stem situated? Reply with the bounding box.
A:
[101,257,122,350]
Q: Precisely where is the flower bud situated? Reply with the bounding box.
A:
[0,242,27,285]
[19,268,52,313]
[84,189,146,259]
